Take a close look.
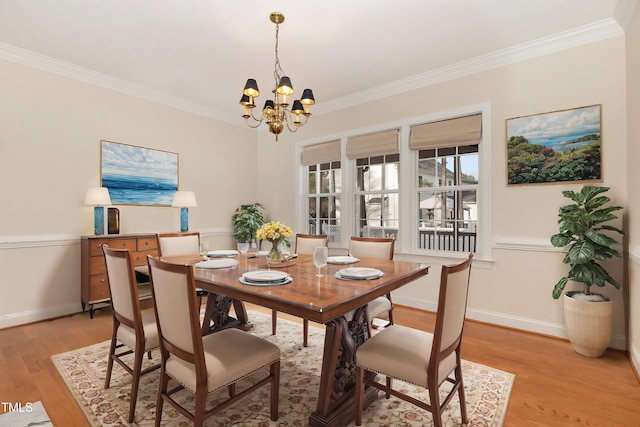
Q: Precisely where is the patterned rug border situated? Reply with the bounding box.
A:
[52,311,514,426]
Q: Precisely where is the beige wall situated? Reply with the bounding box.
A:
[626,5,640,370]
[0,60,257,325]
[258,36,631,352]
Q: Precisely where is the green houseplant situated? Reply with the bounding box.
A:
[550,185,624,357]
[231,203,265,244]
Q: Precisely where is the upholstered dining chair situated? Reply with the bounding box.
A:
[148,256,281,426]
[354,253,473,427]
[348,236,395,328]
[156,232,211,329]
[102,246,160,423]
[271,233,329,347]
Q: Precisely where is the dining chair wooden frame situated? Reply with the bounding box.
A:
[349,236,396,327]
[148,256,281,427]
[102,246,160,423]
[354,253,473,427]
[271,233,328,347]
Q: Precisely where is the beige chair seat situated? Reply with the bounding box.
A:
[356,324,456,388]
[166,328,280,393]
[116,309,160,351]
[367,296,392,321]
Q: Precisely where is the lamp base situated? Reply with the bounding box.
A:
[93,206,105,235]
[180,207,189,232]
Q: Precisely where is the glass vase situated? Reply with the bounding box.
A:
[267,239,284,263]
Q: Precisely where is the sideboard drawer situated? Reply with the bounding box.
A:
[89,274,110,301]
[137,237,157,251]
[89,238,137,256]
[89,256,107,276]
[132,249,157,266]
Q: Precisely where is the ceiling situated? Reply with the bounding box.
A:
[0,1,634,126]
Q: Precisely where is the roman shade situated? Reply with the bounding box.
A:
[409,114,482,150]
[346,129,399,160]
[301,140,341,166]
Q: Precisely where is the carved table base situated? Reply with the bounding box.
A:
[201,293,253,336]
[309,306,378,427]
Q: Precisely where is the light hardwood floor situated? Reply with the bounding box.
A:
[1,302,639,426]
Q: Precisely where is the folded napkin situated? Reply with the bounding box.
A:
[195,259,239,269]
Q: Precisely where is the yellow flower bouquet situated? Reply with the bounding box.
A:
[256,221,294,263]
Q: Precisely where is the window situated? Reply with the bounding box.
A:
[411,114,481,253]
[355,154,400,239]
[306,162,341,241]
[417,146,478,251]
[347,129,400,240]
[302,141,341,242]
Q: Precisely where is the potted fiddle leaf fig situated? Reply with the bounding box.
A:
[231,203,265,248]
[550,185,624,357]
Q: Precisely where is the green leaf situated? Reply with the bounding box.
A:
[566,241,595,264]
[552,277,568,299]
[550,233,573,247]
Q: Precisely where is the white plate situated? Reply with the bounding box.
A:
[327,256,359,265]
[239,276,292,286]
[195,259,239,269]
[336,267,384,280]
[242,270,289,282]
[207,250,238,257]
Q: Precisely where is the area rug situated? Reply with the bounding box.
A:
[52,311,514,426]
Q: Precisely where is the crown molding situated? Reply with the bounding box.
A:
[0,17,624,122]
[314,18,623,115]
[0,42,239,125]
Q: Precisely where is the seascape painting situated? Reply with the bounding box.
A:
[101,141,178,205]
[506,104,602,185]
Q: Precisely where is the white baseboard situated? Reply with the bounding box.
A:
[393,295,626,351]
[0,303,81,329]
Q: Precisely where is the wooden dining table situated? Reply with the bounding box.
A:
[158,253,429,427]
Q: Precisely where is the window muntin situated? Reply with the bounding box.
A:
[306,161,341,242]
[355,154,399,239]
[417,145,478,252]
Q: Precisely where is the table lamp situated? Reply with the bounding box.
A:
[172,191,197,232]
[84,187,112,235]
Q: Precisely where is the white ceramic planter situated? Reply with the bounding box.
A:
[563,291,613,357]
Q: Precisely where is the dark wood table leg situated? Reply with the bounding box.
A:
[309,306,378,427]
[201,294,253,335]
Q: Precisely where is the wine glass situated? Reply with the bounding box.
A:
[313,246,328,277]
[199,242,209,259]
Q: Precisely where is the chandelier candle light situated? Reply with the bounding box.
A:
[240,12,315,141]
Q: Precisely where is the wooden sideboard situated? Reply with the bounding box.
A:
[80,233,158,318]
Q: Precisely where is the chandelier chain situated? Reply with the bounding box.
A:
[273,23,286,85]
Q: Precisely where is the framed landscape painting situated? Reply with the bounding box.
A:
[101,140,178,205]
[506,104,602,185]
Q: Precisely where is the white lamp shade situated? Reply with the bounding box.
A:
[172,191,197,208]
[84,187,112,206]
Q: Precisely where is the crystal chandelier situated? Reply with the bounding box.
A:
[240,12,315,141]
